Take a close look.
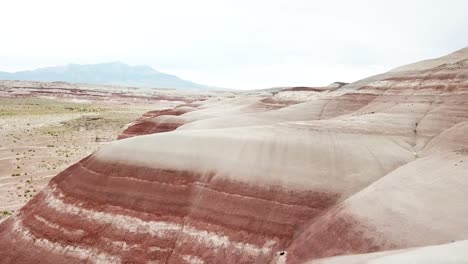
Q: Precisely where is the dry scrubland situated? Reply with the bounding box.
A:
[0,96,181,221]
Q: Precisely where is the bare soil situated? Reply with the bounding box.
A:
[0,97,178,221]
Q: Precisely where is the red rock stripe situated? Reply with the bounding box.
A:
[19,191,179,263]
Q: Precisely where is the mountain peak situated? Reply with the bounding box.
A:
[0,62,212,90]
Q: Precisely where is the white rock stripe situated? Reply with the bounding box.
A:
[12,216,121,264]
[41,185,278,257]
[182,254,205,264]
[34,215,86,237]
[44,186,181,236]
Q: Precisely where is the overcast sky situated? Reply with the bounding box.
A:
[0,0,467,89]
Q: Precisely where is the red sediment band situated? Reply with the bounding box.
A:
[0,155,341,263]
[12,86,200,103]
[281,87,328,92]
[19,192,177,262]
[118,108,192,139]
[52,157,340,235]
[0,218,84,264]
[283,211,396,264]
[118,121,183,139]
[259,97,303,107]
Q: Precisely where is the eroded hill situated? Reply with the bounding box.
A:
[0,47,467,263]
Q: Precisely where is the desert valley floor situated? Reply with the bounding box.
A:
[0,47,468,263]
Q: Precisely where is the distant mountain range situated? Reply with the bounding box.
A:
[0,62,215,90]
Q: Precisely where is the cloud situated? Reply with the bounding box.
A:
[0,0,467,89]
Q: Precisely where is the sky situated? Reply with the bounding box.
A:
[0,0,467,89]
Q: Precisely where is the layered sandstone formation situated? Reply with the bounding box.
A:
[0,80,212,104]
[0,47,467,264]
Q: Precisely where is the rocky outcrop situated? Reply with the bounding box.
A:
[0,47,467,264]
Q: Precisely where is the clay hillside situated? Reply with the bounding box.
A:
[0,47,468,264]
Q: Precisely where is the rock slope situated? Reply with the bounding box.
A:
[0,47,467,263]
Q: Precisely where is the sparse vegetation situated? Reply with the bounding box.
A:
[0,98,108,117]
[1,210,12,216]
[0,94,157,215]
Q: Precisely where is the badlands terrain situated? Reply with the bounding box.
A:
[0,82,213,221]
[0,47,467,263]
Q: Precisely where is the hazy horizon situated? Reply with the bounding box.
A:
[1,0,467,89]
